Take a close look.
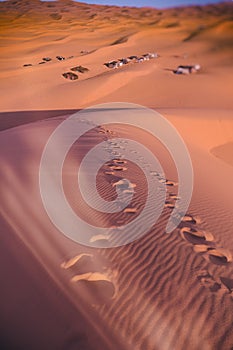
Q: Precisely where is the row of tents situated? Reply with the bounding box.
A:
[104,53,159,69]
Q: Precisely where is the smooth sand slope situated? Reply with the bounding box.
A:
[0,1,233,350]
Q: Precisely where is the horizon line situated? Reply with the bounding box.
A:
[0,0,229,10]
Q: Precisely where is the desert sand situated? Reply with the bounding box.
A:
[0,1,233,349]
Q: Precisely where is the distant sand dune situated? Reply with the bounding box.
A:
[110,35,129,46]
[211,142,233,167]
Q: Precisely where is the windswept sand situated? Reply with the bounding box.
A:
[0,1,233,350]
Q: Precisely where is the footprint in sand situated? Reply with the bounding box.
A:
[123,207,138,214]
[123,189,135,194]
[61,253,93,269]
[197,271,233,294]
[96,126,107,134]
[158,178,178,186]
[111,145,125,150]
[197,271,222,292]
[180,226,214,244]
[207,248,232,265]
[104,171,115,175]
[193,245,232,265]
[71,272,117,301]
[130,149,138,154]
[89,234,111,247]
[112,159,127,165]
[112,179,136,190]
[111,152,124,158]
[165,180,178,186]
[61,253,117,303]
[164,201,175,209]
[71,272,112,283]
[103,147,112,152]
[109,165,127,171]
[177,211,232,293]
[158,177,166,183]
[220,277,233,293]
[150,170,162,177]
[107,140,118,146]
[102,129,116,137]
[105,158,127,166]
[182,214,202,225]
[169,193,181,200]
[193,244,212,253]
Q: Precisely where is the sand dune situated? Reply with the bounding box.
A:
[211,141,233,167]
[1,109,233,349]
[0,1,233,349]
[0,1,232,110]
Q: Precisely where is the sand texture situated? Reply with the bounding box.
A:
[0,1,233,349]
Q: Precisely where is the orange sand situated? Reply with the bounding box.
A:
[0,1,233,349]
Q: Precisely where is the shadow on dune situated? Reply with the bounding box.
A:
[0,110,129,350]
[0,221,96,349]
[0,106,155,132]
[0,218,126,350]
[0,109,80,132]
